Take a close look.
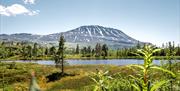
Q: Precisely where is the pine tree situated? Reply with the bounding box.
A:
[55,34,66,74]
[160,43,165,56]
[33,43,38,57]
[81,47,87,57]
[168,41,172,54]
[75,44,79,54]
[27,45,32,58]
[92,49,95,56]
[177,44,180,56]
[102,44,108,58]
[50,46,56,55]
[45,47,49,55]
[95,43,101,57]
[87,46,91,57]
[22,45,26,59]
[87,46,91,54]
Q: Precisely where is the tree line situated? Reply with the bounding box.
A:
[75,43,108,58]
[116,41,180,58]
[0,41,56,59]
[0,40,180,60]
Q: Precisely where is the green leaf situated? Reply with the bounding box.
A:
[132,84,141,91]
[128,64,144,70]
[150,66,176,78]
[137,49,148,58]
[93,85,99,91]
[90,77,98,84]
[150,80,169,91]
[129,75,138,80]
[152,49,161,54]
[103,71,109,75]
[131,52,143,57]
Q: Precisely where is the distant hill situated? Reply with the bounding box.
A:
[0,25,146,49]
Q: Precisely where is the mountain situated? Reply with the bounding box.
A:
[0,25,145,49]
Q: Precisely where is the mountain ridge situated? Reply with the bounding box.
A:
[0,25,146,49]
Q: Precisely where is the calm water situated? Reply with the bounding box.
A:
[4,59,179,66]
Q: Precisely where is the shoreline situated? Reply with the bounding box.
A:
[1,56,180,61]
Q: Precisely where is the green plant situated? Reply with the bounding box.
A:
[8,62,16,69]
[90,69,113,91]
[129,45,176,91]
[110,73,132,91]
[164,48,177,91]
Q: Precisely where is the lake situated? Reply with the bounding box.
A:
[4,59,179,65]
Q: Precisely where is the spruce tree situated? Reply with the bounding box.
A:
[102,44,108,58]
[81,47,87,57]
[27,45,32,58]
[45,47,49,55]
[75,44,79,54]
[33,43,38,57]
[95,43,101,57]
[87,46,91,57]
[50,46,56,55]
[55,34,66,74]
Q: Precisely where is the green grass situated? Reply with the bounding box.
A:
[0,62,180,91]
[0,62,117,91]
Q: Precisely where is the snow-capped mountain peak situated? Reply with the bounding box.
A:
[0,25,144,49]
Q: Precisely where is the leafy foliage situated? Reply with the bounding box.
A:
[128,45,176,91]
[89,45,178,91]
[90,70,113,91]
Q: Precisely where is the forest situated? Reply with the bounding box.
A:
[0,40,180,60]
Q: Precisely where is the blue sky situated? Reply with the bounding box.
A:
[0,0,179,46]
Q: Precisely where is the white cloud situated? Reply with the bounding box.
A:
[0,5,10,16]
[0,4,39,16]
[23,0,36,4]
[28,10,40,16]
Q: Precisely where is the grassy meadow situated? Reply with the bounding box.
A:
[0,60,180,91]
[0,62,119,91]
